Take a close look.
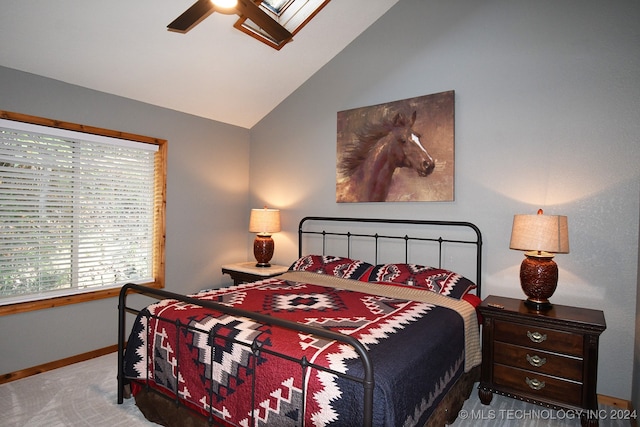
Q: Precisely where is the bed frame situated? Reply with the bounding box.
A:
[117,217,482,426]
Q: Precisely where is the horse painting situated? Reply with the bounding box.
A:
[336,110,436,202]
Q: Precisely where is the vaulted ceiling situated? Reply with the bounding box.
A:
[0,1,398,128]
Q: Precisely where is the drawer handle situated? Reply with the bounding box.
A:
[527,330,547,343]
[526,354,547,367]
[526,377,546,391]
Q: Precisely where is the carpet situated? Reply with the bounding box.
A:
[0,353,153,427]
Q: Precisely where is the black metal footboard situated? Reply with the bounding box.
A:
[117,283,375,426]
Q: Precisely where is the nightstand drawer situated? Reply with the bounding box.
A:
[494,341,583,381]
[494,319,583,356]
[493,364,582,406]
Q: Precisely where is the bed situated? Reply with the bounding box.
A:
[117,217,483,426]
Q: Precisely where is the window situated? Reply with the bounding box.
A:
[235,0,330,49]
[0,111,166,315]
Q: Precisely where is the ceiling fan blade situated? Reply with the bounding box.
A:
[236,0,293,44]
[168,0,215,33]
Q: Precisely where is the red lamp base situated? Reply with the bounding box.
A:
[520,252,558,311]
[253,234,274,267]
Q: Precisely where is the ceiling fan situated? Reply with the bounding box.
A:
[168,0,293,48]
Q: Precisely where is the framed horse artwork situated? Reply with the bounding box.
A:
[336,90,455,203]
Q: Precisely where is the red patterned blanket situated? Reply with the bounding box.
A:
[123,272,480,426]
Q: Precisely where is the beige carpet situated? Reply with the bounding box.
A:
[0,352,632,426]
[0,353,154,427]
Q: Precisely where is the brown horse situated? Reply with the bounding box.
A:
[338,110,435,202]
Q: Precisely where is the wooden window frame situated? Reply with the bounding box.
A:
[0,110,166,316]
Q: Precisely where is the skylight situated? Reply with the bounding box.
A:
[261,0,290,14]
[235,0,331,50]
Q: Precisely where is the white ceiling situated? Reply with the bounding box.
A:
[0,1,398,129]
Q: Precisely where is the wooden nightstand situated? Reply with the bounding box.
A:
[478,295,606,427]
[221,262,289,285]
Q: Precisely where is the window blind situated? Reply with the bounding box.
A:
[0,119,158,304]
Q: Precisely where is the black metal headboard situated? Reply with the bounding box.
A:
[298,217,483,297]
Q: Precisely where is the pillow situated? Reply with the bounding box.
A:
[363,263,477,299]
[289,255,373,280]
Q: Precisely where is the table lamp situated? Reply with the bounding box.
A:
[509,209,569,311]
[249,207,281,267]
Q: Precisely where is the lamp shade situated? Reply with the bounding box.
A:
[510,211,569,254]
[510,209,569,311]
[249,208,281,235]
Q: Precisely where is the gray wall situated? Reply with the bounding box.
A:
[0,66,251,374]
[250,0,640,400]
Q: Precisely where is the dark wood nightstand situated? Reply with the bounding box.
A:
[221,262,289,285]
[478,295,606,427]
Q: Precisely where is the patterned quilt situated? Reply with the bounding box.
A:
[123,271,480,427]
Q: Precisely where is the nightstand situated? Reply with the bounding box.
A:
[478,295,606,427]
[221,262,289,285]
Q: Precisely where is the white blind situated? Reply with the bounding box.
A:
[0,120,158,303]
